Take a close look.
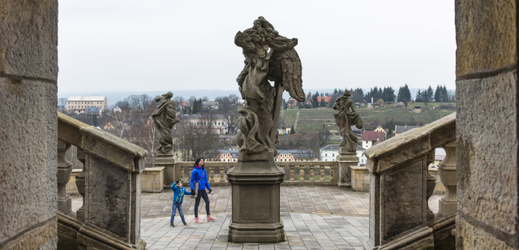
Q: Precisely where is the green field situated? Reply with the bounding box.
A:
[282,103,455,134]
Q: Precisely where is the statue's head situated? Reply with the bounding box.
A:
[343,90,351,97]
[163,91,173,100]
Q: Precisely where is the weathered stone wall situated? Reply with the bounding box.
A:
[0,0,58,249]
[455,0,519,248]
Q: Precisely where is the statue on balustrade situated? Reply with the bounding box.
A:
[234,16,305,161]
[333,90,363,153]
[152,91,180,155]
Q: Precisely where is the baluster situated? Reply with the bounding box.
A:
[75,147,86,222]
[220,165,225,183]
[426,150,436,225]
[320,166,325,181]
[329,166,334,183]
[209,166,215,183]
[300,165,305,181]
[57,140,73,215]
[290,165,295,181]
[438,141,457,218]
[188,167,193,183]
[310,165,315,182]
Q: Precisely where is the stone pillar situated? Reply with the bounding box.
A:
[336,149,359,187]
[455,1,519,248]
[57,140,73,215]
[227,161,286,243]
[0,1,59,249]
[438,141,456,218]
[155,153,175,188]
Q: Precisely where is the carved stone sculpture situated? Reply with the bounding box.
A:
[333,90,363,153]
[234,16,305,161]
[152,91,179,154]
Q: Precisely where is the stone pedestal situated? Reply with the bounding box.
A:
[350,165,370,191]
[155,153,175,188]
[141,167,165,193]
[227,161,286,243]
[337,150,359,187]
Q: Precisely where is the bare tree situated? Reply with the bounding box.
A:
[174,114,221,161]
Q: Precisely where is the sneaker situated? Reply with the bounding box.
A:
[207,215,217,221]
[170,222,175,227]
[194,217,203,223]
[182,221,187,225]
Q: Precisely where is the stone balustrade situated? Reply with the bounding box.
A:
[363,112,456,250]
[57,112,147,250]
[172,161,338,186]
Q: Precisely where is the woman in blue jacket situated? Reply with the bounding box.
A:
[190,158,216,223]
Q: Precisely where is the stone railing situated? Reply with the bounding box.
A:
[363,113,456,250]
[277,161,338,186]
[172,161,337,186]
[57,112,147,250]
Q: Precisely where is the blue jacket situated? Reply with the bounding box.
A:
[171,184,191,204]
[190,165,211,191]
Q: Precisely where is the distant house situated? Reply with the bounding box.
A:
[414,105,422,113]
[215,149,239,162]
[178,114,228,134]
[275,150,318,162]
[103,122,115,130]
[320,144,367,164]
[287,98,298,107]
[66,96,107,113]
[361,131,385,150]
[202,101,219,110]
[394,125,422,136]
[112,106,122,113]
[317,96,332,105]
[84,107,102,116]
[374,126,387,139]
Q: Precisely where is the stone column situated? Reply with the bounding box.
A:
[336,148,359,187]
[438,141,456,218]
[155,153,175,188]
[57,140,73,215]
[227,161,286,243]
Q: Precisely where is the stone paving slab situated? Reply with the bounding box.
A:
[71,186,443,249]
[142,212,369,250]
[139,186,372,219]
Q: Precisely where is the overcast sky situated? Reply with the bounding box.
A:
[57,1,456,94]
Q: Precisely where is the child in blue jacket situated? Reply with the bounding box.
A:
[170,180,191,227]
[190,158,216,223]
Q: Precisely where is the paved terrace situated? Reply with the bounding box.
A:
[72,186,441,250]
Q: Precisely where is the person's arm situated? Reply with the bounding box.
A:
[183,187,191,195]
[205,169,212,192]
[190,169,197,190]
[171,183,177,191]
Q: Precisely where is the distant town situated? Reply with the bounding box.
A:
[59,85,455,168]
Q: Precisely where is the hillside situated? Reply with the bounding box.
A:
[280,102,456,135]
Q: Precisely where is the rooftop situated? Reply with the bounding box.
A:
[67,96,106,101]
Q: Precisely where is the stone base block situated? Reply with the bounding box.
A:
[58,197,72,215]
[155,154,175,187]
[350,166,369,191]
[438,199,457,218]
[227,161,286,243]
[228,222,285,243]
[337,153,359,187]
[141,167,164,193]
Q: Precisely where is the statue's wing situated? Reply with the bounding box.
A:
[270,48,305,102]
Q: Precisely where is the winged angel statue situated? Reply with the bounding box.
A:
[235,17,305,161]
